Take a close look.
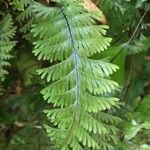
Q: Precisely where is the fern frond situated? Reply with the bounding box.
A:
[17,5,33,22]
[10,0,32,10]
[32,1,120,149]
[0,14,16,82]
[14,0,34,41]
[127,35,149,54]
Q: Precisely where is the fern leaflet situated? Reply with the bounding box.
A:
[0,14,16,82]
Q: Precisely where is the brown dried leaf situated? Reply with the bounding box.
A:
[83,0,107,24]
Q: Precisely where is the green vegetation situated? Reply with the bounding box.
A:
[0,0,149,149]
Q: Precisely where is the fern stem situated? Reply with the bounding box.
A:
[60,8,81,116]
[59,8,81,147]
[110,6,149,62]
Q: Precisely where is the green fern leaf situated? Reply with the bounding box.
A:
[10,0,32,11]
[0,14,16,82]
[14,0,34,41]
[32,1,120,149]
[127,35,149,54]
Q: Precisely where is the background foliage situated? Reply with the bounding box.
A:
[0,0,149,149]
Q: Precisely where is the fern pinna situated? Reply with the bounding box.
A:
[0,14,16,82]
[31,0,121,149]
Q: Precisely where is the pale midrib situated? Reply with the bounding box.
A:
[59,8,81,147]
[61,9,80,114]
